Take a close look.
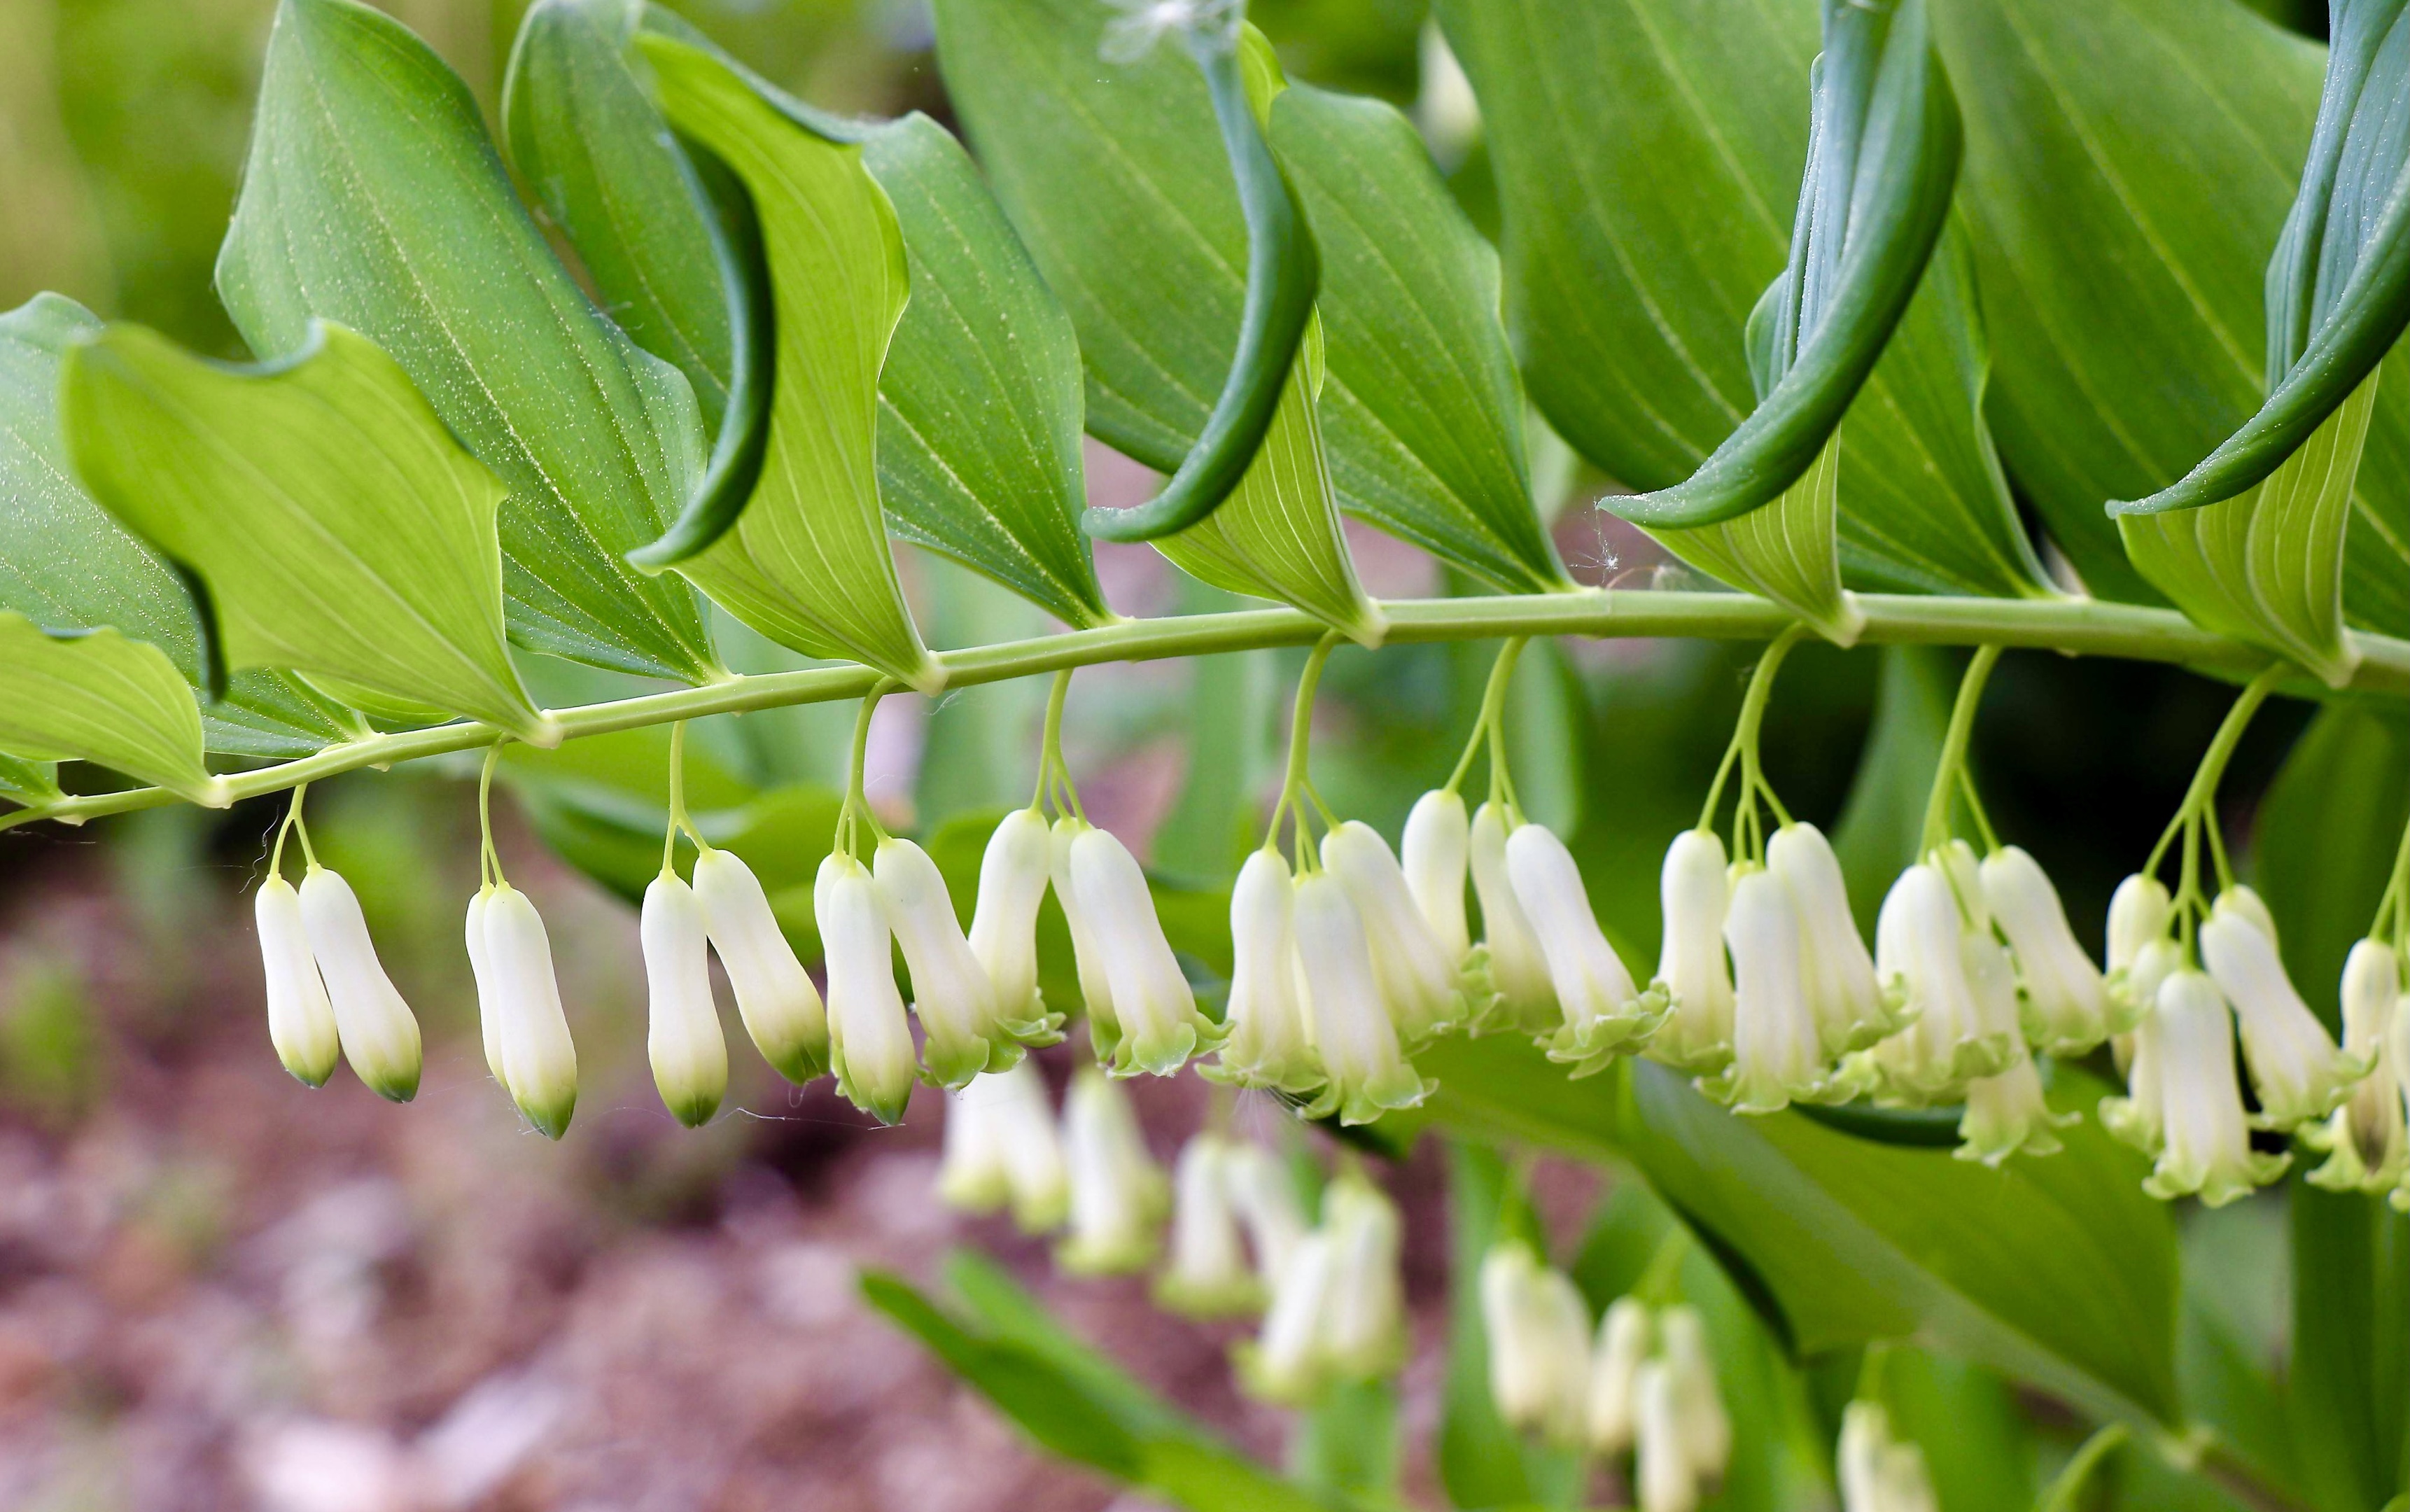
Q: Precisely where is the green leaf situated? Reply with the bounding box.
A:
[0,755,63,808]
[2253,701,2410,1029]
[1291,1380,1401,1503]
[934,0,1558,592]
[633,34,942,693]
[2036,1423,2131,1512]
[216,0,720,682]
[0,293,360,757]
[0,613,217,804]
[2286,1184,2410,1512]
[2120,372,2376,689]
[1656,435,1861,643]
[61,321,549,743]
[1413,1039,2181,1425]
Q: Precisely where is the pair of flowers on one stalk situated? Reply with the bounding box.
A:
[1480,1242,1730,1512]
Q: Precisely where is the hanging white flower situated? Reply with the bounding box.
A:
[1954,932,2073,1165]
[1981,845,2115,1052]
[1838,1401,1938,1512]
[1469,801,1557,1035]
[876,836,1009,1088]
[2307,940,2408,1194]
[1769,822,1896,1054]
[1156,1132,1262,1317]
[815,853,917,1125]
[1056,1067,1170,1274]
[938,1061,1069,1232]
[1710,867,1858,1112]
[2105,872,2173,1025]
[1207,849,1324,1095]
[1658,1304,1731,1480]
[1587,1296,1651,1456]
[1403,788,1473,966]
[1480,1239,1592,1446]
[639,875,727,1128]
[1506,821,1665,1076]
[2219,883,2281,946]
[1866,864,2015,1102]
[1632,1362,1699,1512]
[1048,816,1122,1056]
[464,889,507,1090]
[1293,872,1433,1124]
[1223,1140,1310,1290]
[1316,1171,1408,1382]
[1649,830,1735,1074]
[2100,937,2185,1154]
[966,807,1065,1044]
[479,884,578,1140]
[296,866,422,1102]
[692,847,827,1084]
[1240,1225,1338,1405]
[1325,819,1471,1042]
[1067,825,1224,1076]
[255,876,339,1088]
[2145,969,2290,1205]
[2200,894,2363,1130]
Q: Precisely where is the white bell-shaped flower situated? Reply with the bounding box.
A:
[1954,932,2072,1165]
[2308,940,2408,1194]
[2200,895,2362,1130]
[815,853,917,1125]
[1403,788,1473,962]
[1056,1067,1169,1274]
[1714,867,1856,1112]
[1982,846,2114,1051]
[256,876,339,1088]
[876,836,1008,1088]
[1156,1132,1261,1317]
[1317,1172,1408,1382]
[464,890,508,1089]
[1587,1296,1651,1455]
[966,808,1065,1044]
[1658,1304,1730,1480]
[1480,1240,1592,1446]
[1650,830,1735,1073]
[640,875,727,1128]
[1208,850,1323,1094]
[2100,937,2185,1154]
[1632,1362,1699,1512]
[2220,883,2280,946]
[1868,864,2015,1102]
[1938,839,1989,932]
[938,1061,1068,1232]
[1224,1140,1310,1288]
[480,884,578,1140]
[1240,1226,1338,1405]
[1507,821,1663,1076]
[1325,819,1469,1042]
[1469,801,1557,1035]
[2146,969,2290,1205]
[1294,873,1432,1124]
[297,866,421,1102]
[1769,822,1894,1054]
[1838,1401,1938,1512]
[692,847,827,1084]
[1048,816,1122,1056]
[2105,872,2173,1015]
[1069,825,1223,1076]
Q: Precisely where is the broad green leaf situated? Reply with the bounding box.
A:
[1413,1040,2182,1425]
[1880,1348,2036,1512]
[1155,318,1388,645]
[216,0,720,682]
[2120,373,2375,688]
[62,321,549,743]
[1290,1381,1400,1503]
[1658,436,1861,643]
[0,755,62,808]
[2180,1202,2299,1503]
[2255,703,2410,1026]
[934,0,1562,593]
[636,34,942,693]
[2286,1184,2410,1512]
[0,613,216,804]
[1438,1141,1583,1510]
[0,293,360,757]
[1431,0,2049,599]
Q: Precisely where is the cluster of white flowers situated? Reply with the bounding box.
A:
[1480,1241,1729,1510]
[1238,1168,1407,1404]
[1837,1401,1938,1512]
[257,866,423,1105]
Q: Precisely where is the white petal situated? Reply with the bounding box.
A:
[1506,822,1648,1060]
[1633,1363,1697,1512]
[968,807,1053,1022]
[258,877,340,1088]
[1316,1174,1406,1380]
[482,885,578,1140]
[1587,1298,1651,1455]
[1156,1134,1258,1316]
[1403,789,1472,962]
[1471,802,1555,1032]
[640,876,727,1128]
[1056,1068,1167,1273]
[815,854,916,1124]
[1723,868,1825,1112]
[1326,820,1466,1040]
[2150,969,2287,1205]
[297,867,421,1102]
[1658,1305,1730,1477]
[1769,822,1886,1053]
[1982,846,2110,1053]
[877,836,1003,1088]
[1049,818,1119,1038]
[1071,827,1210,1075]
[1218,849,1319,1089]
[1293,874,1427,1124]
[1224,1141,1309,1287]
[2105,873,2172,973]
[2201,907,2359,1129]
[464,890,507,1090]
[693,848,826,1084]
[1652,830,1734,1070]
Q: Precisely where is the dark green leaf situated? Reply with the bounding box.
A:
[2254,702,2410,1028]
[217,0,720,682]
[1657,433,1859,642]
[2286,1183,2410,1512]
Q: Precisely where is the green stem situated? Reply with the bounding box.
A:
[1918,644,2003,858]
[2368,797,2410,948]
[1445,638,1527,796]
[8,592,2404,834]
[2152,663,2288,936]
[288,782,318,870]
[837,682,894,862]
[1709,625,1807,859]
[479,743,505,887]
[1266,636,1340,862]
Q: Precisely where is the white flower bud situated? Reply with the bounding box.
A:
[2106,873,2173,974]
[640,875,727,1128]
[1506,822,1662,1076]
[1318,1172,1408,1381]
[2201,897,2362,1130]
[693,847,827,1084]
[939,1061,1068,1231]
[1650,830,1734,1072]
[1293,874,1431,1125]
[1223,1140,1309,1288]
[967,808,1061,1040]
[1981,846,2113,1053]
[1714,868,1851,1112]
[937,1070,1009,1214]
[1587,1297,1651,1455]
[297,867,421,1102]
[464,890,507,1089]
[1210,850,1322,1093]
[2307,941,2407,1194]
[815,853,916,1125]
[1056,1067,1168,1274]
[256,876,339,1088]
[1632,1362,1698,1512]
[2146,969,2290,1205]
[2220,883,2279,947]
[1069,826,1221,1076]
[1326,820,1469,1042]
[1242,1226,1338,1404]
[1469,801,1556,1035]
[1958,1052,2069,1168]
[1769,823,1893,1054]
[480,885,577,1140]
[877,836,1007,1088]
[2101,937,2185,1154]
[1403,789,1472,962]
[1480,1240,1591,1446]
[1049,816,1121,1051]
[1868,864,2015,1102]
[1156,1133,1261,1317]
[1839,1401,1938,1512]
[1658,1304,1730,1480]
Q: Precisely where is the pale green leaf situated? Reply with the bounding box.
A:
[2120,372,2375,687]
[637,34,942,693]
[217,0,720,682]
[62,321,549,743]
[0,612,217,804]
[0,755,62,808]
[1656,435,1861,643]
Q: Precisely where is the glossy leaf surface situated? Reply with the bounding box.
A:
[1658,434,1861,643]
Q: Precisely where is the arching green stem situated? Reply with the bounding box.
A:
[661,720,704,876]
[2143,663,2288,945]
[1702,626,1809,862]
[836,682,896,862]
[1265,634,1340,867]
[1445,638,1527,795]
[1917,644,2003,858]
[479,743,506,888]
[2371,802,2410,950]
